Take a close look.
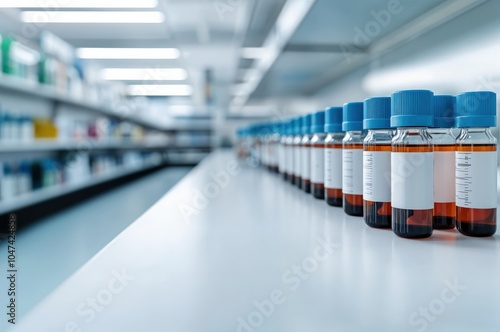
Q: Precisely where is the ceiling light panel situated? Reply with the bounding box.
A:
[127,85,193,96]
[21,11,165,24]
[0,0,158,8]
[77,48,180,60]
[101,68,188,81]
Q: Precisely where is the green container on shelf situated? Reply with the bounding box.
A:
[38,53,49,85]
[1,36,14,75]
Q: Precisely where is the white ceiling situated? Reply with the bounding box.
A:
[0,0,494,116]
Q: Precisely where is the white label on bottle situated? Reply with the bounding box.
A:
[294,146,301,176]
[391,152,434,210]
[456,151,497,208]
[286,145,294,174]
[271,142,279,167]
[301,146,311,180]
[434,151,455,203]
[343,149,363,195]
[325,148,342,189]
[311,147,324,183]
[278,144,286,173]
[363,151,391,202]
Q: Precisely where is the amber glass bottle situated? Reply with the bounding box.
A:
[391,90,434,239]
[363,97,393,228]
[278,122,287,179]
[429,95,456,229]
[301,114,312,193]
[342,102,365,216]
[324,106,343,207]
[293,117,303,188]
[310,110,326,199]
[455,91,497,237]
[285,120,295,184]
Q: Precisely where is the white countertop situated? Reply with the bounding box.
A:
[12,150,500,332]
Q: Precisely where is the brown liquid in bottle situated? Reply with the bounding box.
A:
[456,144,497,237]
[392,144,433,238]
[433,144,456,229]
[302,143,311,193]
[325,143,342,206]
[311,143,325,199]
[343,143,363,216]
[364,144,392,228]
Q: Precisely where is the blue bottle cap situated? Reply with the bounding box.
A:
[265,123,273,135]
[311,110,326,134]
[433,95,456,128]
[456,91,496,128]
[287,119,294,136]
[273,122,282,135]
[294,116,303,135]
[325,106,343,133]
[391,90,434,127]
[302,114,312,135]
[342,102,364,131]
[363,97,391,130]
[280,121,287,136]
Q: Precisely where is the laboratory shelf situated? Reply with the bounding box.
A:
[0,161,163,215]
[0,75,212,133]
[11,150,500,332]
[0,139,211,153]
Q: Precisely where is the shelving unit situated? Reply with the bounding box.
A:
[0,74,213,133]
[0,161,164,215]
[0,73,213,215]
[0,139,211,153]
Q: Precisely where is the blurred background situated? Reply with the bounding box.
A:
[0,0,500,322]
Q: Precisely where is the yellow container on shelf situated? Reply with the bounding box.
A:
[34,118,58,139]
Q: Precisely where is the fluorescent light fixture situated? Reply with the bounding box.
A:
[21,11,165,23]
[0,0,158,8]
[231,0,315,109]
[77,48,180,60]
[127,85,193,96]
[101,68,187,81]
[241,47,266,59]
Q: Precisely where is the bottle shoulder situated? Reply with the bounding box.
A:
[364,130,393,145]
[456,128,497,145]
[393,128,432,146]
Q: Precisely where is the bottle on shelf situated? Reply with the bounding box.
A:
[21,115,34,142]
[270,122,281,173]
[16,161,32,195]
[293,117,303,188]
[311,110,326,199]
[342,102,365,217]
[1,163,16,201]
[301,114,313,194]
[285,120,295,184]
[278,122,288,180]
[391,90,434,239]
[455,91,497,237]
[325,106,344,207]
[363,97,393,228]
[430,95,457,230]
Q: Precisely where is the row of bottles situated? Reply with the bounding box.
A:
[0,151,163,202]
[237,90,497,238]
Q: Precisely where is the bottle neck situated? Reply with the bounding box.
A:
[368,129,393,135]
[459,127,492,134]
[456,127,497,145]
[429,127,453,134]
